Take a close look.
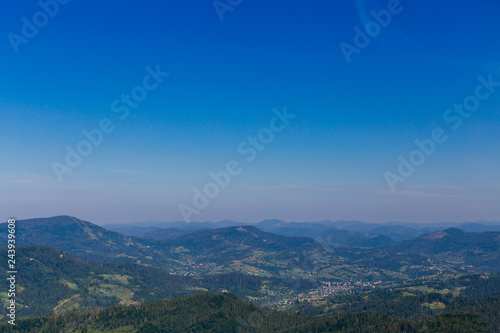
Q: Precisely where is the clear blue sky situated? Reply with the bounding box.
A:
[1,0,499,224]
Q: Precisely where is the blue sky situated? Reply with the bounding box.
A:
[1,0,499,224]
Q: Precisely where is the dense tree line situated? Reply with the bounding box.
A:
[0,292,489,332]
[288,275,500,332]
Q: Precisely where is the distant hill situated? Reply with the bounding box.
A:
[136,225,214,240]
[0,216,171,267]
[393,228,500,272]
[102,220,243,236]
[101,224,163,236]
[254,221,394,248]
[157,225,321,277]
[104,219,500,242]
[136,226,204,240]
[155,225,500,279]
[106,219,397,247]
[316,229,395,248]
[457,222,500,233]
[166,225,316,254]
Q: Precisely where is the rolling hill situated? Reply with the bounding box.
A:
[0,245,201,318]
[0,216,162,265]
[393,228,500,271]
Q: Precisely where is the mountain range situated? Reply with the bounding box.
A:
[104,218,500,245]
[2,215,500,329]
[2,216,499,280]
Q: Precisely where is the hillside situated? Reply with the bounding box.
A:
[1,245,318,320]
[137,226,212,240]
[167,225,316,254]
[156,225,452,280]
[393,228,500,271]
[315,229,395,248]
[1,292,491,333]
[0,245,202,318]
[254,222,395,248]
[104,219,500,242]
[0,216,165,266]
[104,221,217,237]
[157,225,321,277]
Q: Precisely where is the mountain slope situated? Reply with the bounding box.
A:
[2,292,490,333]
[167,225,316,253]
[0,216,211,271]
[0,216,160,265]
[158,225,320,276]
[312,229,394,248]
[0,245,202,318]
[2,245,319,320]
[255,221,395,247]
[393,228,500,271]
[137,225,212,240]
[104,221,218,236]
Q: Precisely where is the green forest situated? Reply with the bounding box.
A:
[1,291,495,333]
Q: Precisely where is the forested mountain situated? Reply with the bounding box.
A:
[137,226,211,240]
[393,228,500,271]
[0,216,164,265]
[104,221,216,237]
[1,292,493,333]
[165,225,316,255]
[105,219,500,243]
[288,274,500,333]
[0,245,201,318]
[314,229,395,248]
